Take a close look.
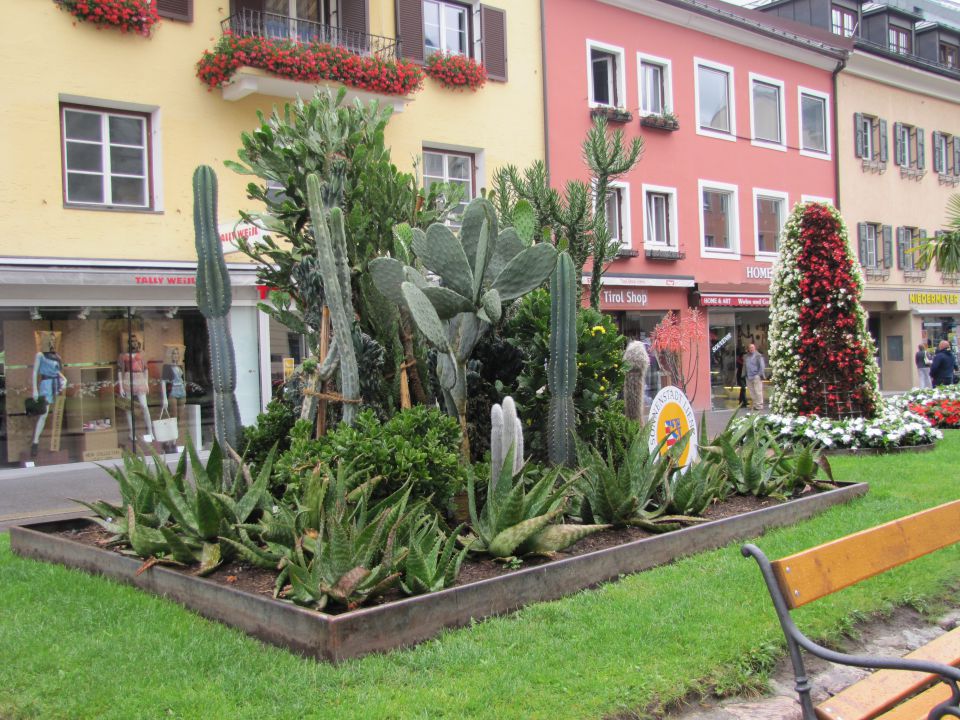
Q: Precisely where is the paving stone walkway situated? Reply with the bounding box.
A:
[668,606,960,720]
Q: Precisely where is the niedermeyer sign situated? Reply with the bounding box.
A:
[699,294,770,308]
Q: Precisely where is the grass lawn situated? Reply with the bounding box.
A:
[2,434,960,720]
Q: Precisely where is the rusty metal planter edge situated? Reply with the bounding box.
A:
[9,481,868,662]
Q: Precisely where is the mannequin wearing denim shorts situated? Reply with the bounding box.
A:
[31,332,66,457]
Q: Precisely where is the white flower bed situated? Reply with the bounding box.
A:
[740,401,942,450]
[884,386,960,411]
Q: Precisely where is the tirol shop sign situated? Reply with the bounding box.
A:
[601,289,648,307]
[647,386,698,469]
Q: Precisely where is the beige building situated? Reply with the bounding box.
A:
[0,0,544,468]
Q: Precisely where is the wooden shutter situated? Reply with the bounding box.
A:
[858,223,868,266]
[341,0,369,50]
[396,0,425,63]
[933,131,943,173]
[879,119,888,163]
[480,5,507,81]
[953,136,960,176]
[896,227,907,269]
[894,122,905,166]
[854,113,865,158]
[156,0,193,21]
[882,225,893,269]
[917,128,925,170]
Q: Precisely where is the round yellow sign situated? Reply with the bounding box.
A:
[647,386,698,468]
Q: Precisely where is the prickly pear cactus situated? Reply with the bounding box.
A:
[623,340,650,421]
[548,252,577,467]
[193,165,241,450]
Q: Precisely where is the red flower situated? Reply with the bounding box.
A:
[58,0,158,36]
[424,52,487,91]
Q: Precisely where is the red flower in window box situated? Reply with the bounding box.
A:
[57,0,159,37]
[425,52,487,91]
[196,33,424,97]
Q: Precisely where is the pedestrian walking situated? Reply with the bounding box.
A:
[744,343,766,411]
[735,345,747,408]
[915,343,932,389]
[929,340,957,387]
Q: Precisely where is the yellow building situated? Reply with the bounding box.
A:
[0,0,544,467]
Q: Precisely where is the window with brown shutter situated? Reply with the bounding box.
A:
[480,5,506,81]
[156,0,193,22]
[396,0,425,63]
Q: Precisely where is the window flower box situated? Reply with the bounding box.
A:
[615,247,640,258]
[590,106,633,124]
[640,113,680,131]
[56,0,159,37]
[645,247,685,260]
[425,52,487,91]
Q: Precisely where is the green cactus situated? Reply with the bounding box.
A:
[193,165,241,450]
[305,173,361,426]
[371,198,558,460]
[623,340,650,421]
[548,252,577,467]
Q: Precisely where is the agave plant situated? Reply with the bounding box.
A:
[464,447,607,559]
[713,435,785,498]
[399,515,468,595]
[773,444,834,496]
[661,460,722,517]
[575,431,661,528]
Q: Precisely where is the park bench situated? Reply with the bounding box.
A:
[742,499,960,720]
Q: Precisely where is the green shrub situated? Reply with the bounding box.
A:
[274,407,466,511]
[505,289,626,462]
[239,398,297,474]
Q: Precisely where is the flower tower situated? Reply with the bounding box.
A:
[768,203,880,418]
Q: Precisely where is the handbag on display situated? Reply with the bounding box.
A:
[153,407,179,443]
[24,397,48,416]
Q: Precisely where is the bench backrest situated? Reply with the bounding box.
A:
[772,499,960,609]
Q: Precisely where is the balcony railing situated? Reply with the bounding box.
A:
[222,8,399,60]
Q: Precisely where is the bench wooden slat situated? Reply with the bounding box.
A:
[772,499,960,609]
[875,683,952,720]
[814,626,960,720]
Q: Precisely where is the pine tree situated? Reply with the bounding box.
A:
[768,203,880,418]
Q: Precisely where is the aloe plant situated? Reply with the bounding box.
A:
[661,461,721,517]
[371,197,558,460]
[714,435,785,498]
[399,516,468,595]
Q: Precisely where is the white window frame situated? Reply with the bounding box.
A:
[801,194,835,206]
[798,87,832,159]
[864,223,879,268]
[637,52,673,118]
[422,144,481,225]
[698,179,740,260]
[935,132,951,174]
[642,184,678,249]
[586,40,626,109]
[60,101,160,211]
[752,188,789,261]
[423,0,471,57]
[694,58,736,142]
[898,122,913,167]
[601,181,632,250]
[831,5,856,37]
[749,73,786,151]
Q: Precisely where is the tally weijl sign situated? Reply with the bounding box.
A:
[219,220,268,253]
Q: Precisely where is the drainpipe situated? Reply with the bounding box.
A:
[832,56,847,212]
[540,0,551,179]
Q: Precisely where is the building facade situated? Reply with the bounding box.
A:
[0,0,544,468]
[543,0,847,410]
[757,0,960,391]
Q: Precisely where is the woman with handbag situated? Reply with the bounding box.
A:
[158,345,186,450]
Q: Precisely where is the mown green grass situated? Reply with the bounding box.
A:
[2,434,959,720]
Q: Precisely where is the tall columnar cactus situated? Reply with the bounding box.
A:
[305,173,361,426]
[371,198,558,460]
[623,340,650,422]
[490,396,524,480]
[548,252,577,467]
[193,165,241,450]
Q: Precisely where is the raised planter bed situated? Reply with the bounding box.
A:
[9,481,867,662]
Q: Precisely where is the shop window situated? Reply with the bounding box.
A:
[894,122,925,176]
[424,0,469,56]
[799,88,829,157]
[889,25,911,55]
[941,42,959,69]
[831,4,856,37]
[696,59,734,139]
[754,190,787,256]
[854,112,887,168]
[750,74,785,149]
[897,226,927,271]
[639,54,672,117]
[61,104,153,210]
[423,147,474,224]
[699,181,739,257]
[643,185,677,248]
[857,222,892,271]
[588,42,625,108]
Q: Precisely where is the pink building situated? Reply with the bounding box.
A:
[543,0,850,410]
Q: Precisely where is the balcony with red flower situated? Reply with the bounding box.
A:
[196,5,423,112]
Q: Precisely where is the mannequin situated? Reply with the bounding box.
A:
[31,330,67,458]
[118,333,153,441]
[160,344,186,448]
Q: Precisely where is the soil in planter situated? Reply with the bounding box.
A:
[50,490,816,615]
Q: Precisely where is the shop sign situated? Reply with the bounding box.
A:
[134,275,196,285]
[699,294,770,308]
[602,289,648,306]
[219,220,268,254]
[82,448,123,462]
[647,386,698,469]
[745,266,774,280]
[909,292,960,305]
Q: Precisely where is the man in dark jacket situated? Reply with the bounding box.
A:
[929,340,958,387]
